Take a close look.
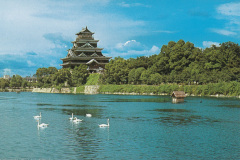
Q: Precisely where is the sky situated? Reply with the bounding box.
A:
[0,0,240,77]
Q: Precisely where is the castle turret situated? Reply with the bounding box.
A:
[61,27,111,73]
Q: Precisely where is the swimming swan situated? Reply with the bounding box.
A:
[37,120,48,128]
[86,114,92,117]
[69,113,74,120]
[99,119,110,127]
[73,117,83,123]
[34,112,41,119]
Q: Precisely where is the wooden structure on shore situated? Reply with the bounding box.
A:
[171,91,186,103]
[61,26,111,73]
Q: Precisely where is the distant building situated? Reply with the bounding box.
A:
[61,26,111,73]
[3,75,11,80]
[25,75,37,83]
[3,75,37,83]
[171,91,186,103]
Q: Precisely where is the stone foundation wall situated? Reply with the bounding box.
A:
[84,85,99,94]
[32,86,100,94]
[32,88,73,94]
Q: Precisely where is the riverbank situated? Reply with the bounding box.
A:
[0,88,33,92]
[31,83,240,98]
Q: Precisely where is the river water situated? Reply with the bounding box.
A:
[0,92,239,159]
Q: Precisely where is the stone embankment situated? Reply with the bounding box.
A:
[32,85,100,94]
[32,88,73,94]
[0,88,33,92]
[84,85,99,94]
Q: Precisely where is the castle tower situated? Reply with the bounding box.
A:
[60,27,111,73]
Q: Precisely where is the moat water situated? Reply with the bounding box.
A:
[0,92,239,159]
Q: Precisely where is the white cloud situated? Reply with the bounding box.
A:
[0,0,146,57]
[27,60,36,67]
[213,2,240,37]
[203,41,220,48]
[119,45,160,57]
[109,40,160,58]
[217,2,240,16]
[0,0,149,77]
[210,29,237,36]
[154,30,175,34]
[116,40,144,51]
[149,45,160,53]
[3,68,12,76]
[118,2,150,8]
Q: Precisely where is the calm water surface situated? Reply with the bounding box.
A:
[0,92,239,159]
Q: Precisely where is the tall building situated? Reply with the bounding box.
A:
[61,27,111,73]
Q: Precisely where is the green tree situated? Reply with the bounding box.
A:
[135,67,145,84]
[140,69,153,84]
[0,79,9,89]
[150,73,162,85]
[52,68,72,86]
[36,67,58,87]
[104,57,129,84]
[128,68,136,84]
[71,65,89,86]
[10,75,23,88]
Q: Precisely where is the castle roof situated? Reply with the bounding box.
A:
[86,59,99,64]
[76,26,94,35]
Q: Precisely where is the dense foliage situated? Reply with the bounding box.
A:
[101,40,240,85]
[0,78,9,89]
[36,65,89,88]
[0,74,36,89]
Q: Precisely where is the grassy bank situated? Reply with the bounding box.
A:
[97,81,240,97]
[75,86,85,93]
[85,73,100,85]
[31,74,240,98]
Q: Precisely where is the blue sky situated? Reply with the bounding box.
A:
[0,0,240,77]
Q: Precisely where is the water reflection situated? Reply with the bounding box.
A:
[68,123,102,159]
[63,109,102,117]
[218,105,240,108]
[100,97,171,103]
[37,103,106,108]
[0,96,17,100]
[154,115,221,125]
[36,103,105,118]
[153,109,191,112]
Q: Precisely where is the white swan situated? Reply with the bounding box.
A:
[37,120,48,128]
[73,117,83,123]
[99,119,110,127]
[69,113,74,120]
[34,112,41,119]
[86,114,92,117]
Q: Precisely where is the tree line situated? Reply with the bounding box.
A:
[1,40,240,89]
[0,75,32,89]
[35,65,88,88]
[0,65,89,89]
[101,40,240,85]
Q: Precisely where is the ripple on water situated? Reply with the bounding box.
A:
[218,104,240,108]
[37,103,106,108]
[152,108,191,113]
[154,114,221,125]
[100,97,171,103]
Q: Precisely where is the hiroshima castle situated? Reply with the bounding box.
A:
[61,27,111,73]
